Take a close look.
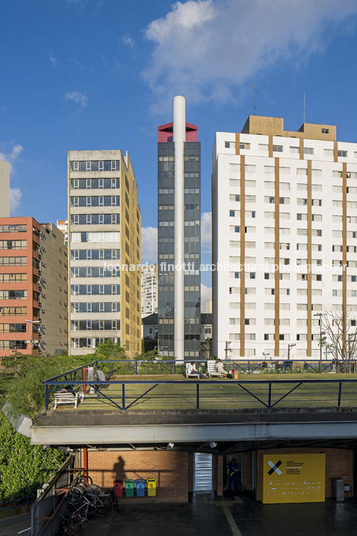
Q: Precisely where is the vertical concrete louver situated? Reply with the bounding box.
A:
[173,96,186,361]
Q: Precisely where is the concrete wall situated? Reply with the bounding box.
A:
[40,222,68,355]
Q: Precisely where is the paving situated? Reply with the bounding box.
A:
[79,494,357,536]
[0,513,31,536]
[2,495,357,535]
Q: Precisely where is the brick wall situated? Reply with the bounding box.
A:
[87,450,190,502]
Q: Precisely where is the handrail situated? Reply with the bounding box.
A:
[44,377,357,411]
[43,358,357,382]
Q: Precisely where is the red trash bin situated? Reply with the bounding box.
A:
[113,480,123,498]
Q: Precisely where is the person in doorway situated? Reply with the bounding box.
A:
[227,456,239,493]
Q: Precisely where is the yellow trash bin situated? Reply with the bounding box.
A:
[233,372,239,380]
[146,478,157,497]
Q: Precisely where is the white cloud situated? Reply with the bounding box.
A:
[10,188,22,214]
[144,0,357,103]
[0,143,23,166]
[0,143,23,214]
[201,211,211,248]
[65,90,88,109]
[142,226,158,264]
[201,283,212,312]
[48,49,57,67]
[122,34,134,48]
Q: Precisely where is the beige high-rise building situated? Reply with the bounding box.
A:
[0,160,10,217]
[68,150,141,357]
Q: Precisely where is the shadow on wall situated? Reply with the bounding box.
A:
[113,456,127,482]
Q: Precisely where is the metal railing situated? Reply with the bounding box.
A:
[0,495,34,514]
[44,376,357,411]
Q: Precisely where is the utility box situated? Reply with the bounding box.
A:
[124,479,135,498]
[147,478,157,497]
[136,479,146,497]
[335,478,344,502]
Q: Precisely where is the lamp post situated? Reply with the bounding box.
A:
[287,343,296,360]
[314,312,325,361]
[25,320,40,355]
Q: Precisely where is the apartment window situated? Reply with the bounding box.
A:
[240,143,250,150]
[250,273,256,279]
[322,128,329,134]
[273,145,283,152]
[289,146,299,154]
[225,141,231,148]
[338,150,348,158]
[230,210,235,217]
[0,257,27,266]
[304,147,314,155]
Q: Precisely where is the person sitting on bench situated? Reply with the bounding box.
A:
[187,362,207,379]
[216,359,228,377]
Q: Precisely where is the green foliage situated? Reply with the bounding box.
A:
[2,355,91,418]
[0,413,66,502]
[94,340,127,360]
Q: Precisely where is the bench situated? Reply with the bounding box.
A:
[207,360,222,377]
[54,391,83,409]
[185,364,200,379]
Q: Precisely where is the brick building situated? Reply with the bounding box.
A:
[0,217,68,356]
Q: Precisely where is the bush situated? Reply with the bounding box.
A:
[0,413,66,502]
[2,355,90,418]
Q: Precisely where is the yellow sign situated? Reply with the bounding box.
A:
[262,453,325,504]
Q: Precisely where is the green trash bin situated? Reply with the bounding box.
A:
[147,478,157,497]
[124,479,135,498]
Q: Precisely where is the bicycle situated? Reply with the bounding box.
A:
[109,488,120,513]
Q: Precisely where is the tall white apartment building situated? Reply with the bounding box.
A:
[141,264,157,317]
[212,116,357,359]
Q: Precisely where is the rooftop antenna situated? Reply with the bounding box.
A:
[303,92,306,124]
[252,84,257,115]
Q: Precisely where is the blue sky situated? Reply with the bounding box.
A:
[2,0,357,297]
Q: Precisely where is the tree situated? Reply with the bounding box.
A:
[94,340,127,360]
[321,309,357,363]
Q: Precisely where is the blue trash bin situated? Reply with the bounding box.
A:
[136,479,146,497]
